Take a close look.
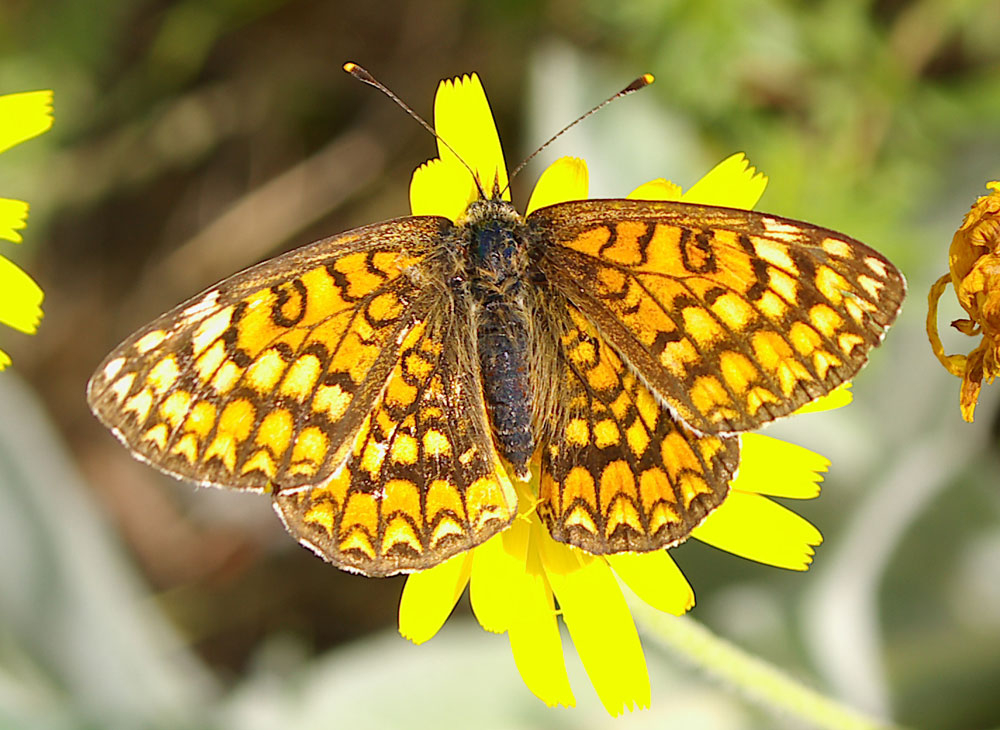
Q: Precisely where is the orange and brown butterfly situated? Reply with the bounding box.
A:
[87,65,905,578]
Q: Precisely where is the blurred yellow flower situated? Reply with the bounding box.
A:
[928,181,1000,421]
[0,90,52,370]
[395,73,838,715]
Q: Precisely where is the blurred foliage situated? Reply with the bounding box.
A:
[2,0,1000,728]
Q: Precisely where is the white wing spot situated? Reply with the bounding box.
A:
[102,356,126,381]
[191,306,235,357]
[135,330,167,353]
[181,290,221,322]
[821,237,852,258]
[864,256,888,279]
[857,274,884,301]
[109,372,137,402]
[761,217,805,242]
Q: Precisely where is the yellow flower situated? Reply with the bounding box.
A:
[394,73,843,715]
[927,181,1000,421]
[0,90,52,370]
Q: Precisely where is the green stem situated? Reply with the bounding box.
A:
[630,603,905,730]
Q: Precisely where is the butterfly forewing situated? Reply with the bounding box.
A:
[538,300,739,553]
[87,217,449,492]
[274,304,517,576]
[531,199,905,435]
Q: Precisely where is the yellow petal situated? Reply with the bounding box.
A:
[0,349,10,371]
[525,157,588,215]
[0,256,44,334]
[792,382,853,415]
[398,551,472,644]
[0,199,29,244]
[509,614,575,708]
[409,157,473,221]
[469,516,532,633]
[537,532,650,715]
[0,91,54,155]
[627,178,682,201]
[434,73,508,201]
[691,491,822,571]
[504,476,536,560]
[681,153,768,209]
[734,434,828,499]
[607,550,694,616]
[507,548,575,708]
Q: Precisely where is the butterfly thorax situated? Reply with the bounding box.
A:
[460,198,535,478]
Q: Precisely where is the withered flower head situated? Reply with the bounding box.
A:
[928,181,1000,421]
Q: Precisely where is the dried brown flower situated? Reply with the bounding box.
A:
[928,182,1000,421]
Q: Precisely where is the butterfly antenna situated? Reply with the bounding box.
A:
[506,73,655,190]
[343,62,487,199]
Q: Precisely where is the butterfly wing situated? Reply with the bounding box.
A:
[531,199,905,435]
[89,216,517,576]
[537,300,738,553]
[274,302,517,576]
[87,216,450,492]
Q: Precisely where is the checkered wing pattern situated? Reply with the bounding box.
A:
[532,199,905,435]
[275,305,516,576]
[538,301,739,553]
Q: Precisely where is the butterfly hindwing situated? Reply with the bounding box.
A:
[274,303,517,577]
[87,216,450,492]
[532,199,905,435]
[538,301,738,553]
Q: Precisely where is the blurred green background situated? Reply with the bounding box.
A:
[2,1,1000,728]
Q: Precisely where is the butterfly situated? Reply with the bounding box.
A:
[88,70,905,577]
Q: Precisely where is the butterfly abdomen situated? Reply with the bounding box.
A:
[464,200,535,477]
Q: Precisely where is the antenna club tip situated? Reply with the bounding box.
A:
[622,73,655,94]
[344,62,375,84]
